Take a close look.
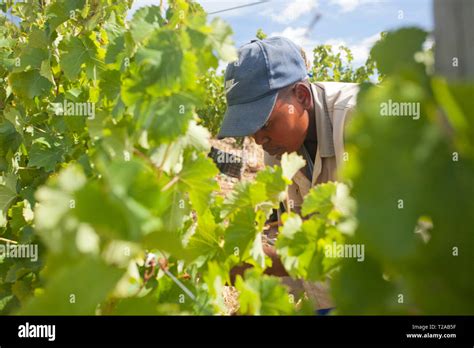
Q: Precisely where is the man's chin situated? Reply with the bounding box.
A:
[275,149,287,159]
[281,146,300,155]
[265,146,298,158]
[275,148,287,157]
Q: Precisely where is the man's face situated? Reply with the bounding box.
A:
[252,83,311,157]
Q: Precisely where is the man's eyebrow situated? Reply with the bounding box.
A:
[262,118,272,129]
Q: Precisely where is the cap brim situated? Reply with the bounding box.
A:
[217,91,278,139]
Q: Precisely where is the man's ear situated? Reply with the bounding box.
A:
[293,82,312,110]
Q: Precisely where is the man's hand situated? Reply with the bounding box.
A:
[262,243,289,277]
[229,225,289,285]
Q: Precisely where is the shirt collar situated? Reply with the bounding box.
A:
[311,83,335,158]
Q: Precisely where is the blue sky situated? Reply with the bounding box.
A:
[2,0,433,67]
[131,0,433,66]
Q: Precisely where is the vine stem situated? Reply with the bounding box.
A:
[132,144,172,182]
[132,147,179,193]
[156,143,172,181]
[0,237,18,244]
[133,251,197,303]
[162,268,196,302]
[133,148,161,179]
[155,249,197,302]
[161,176,179,192]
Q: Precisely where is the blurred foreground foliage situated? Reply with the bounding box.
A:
[0,0,472,315]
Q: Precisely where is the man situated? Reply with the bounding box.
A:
[217,36,359,310]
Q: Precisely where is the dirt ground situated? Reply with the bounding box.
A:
[210,137,263,314]
[210,136,265,195]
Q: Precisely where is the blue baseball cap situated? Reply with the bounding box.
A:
[217,36,308,139]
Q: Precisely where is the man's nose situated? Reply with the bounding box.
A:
[252,131,269,146]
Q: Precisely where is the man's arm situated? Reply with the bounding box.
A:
[229,221,289,284]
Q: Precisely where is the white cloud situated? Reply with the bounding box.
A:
[325,33,381,65]
[329,0,384,13]
[264,0,319,24]
[270,26,315,48]
[270,27,381,68]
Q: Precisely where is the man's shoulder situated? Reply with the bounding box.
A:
[312,81,359,109]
